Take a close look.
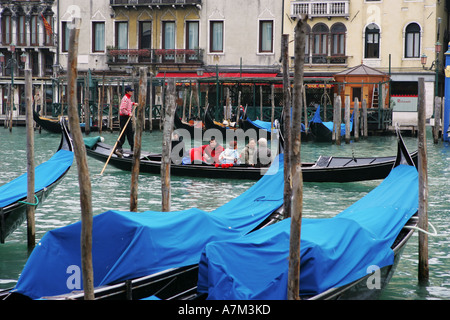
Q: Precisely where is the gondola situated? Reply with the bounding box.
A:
[83,135,418,182]
[203,106,238,137]
[1,155,286,300]
[173,109,204,138]
[195,129,420,300]
[33,111,99,134]
[242,116,310,141]
[0,119,74,244]
[239,117,278,141]
[309,105,353,142]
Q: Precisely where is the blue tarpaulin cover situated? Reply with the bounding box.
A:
[247,119,277,133]
[197,164,418,299]
[0,149,74,208]
[247,118,305,133]
[13,155,284,299]
[310,105,353,136]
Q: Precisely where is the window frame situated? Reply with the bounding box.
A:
[312,23,329,56]
[162,21,175,50]
[404,23,421,59]
[115,21,129,50]
[17,14,27,46]
[364,23,380,59]
[209,20,224,54]
[331,23,346,56]
[43,14,54,46]
[139,21,152,50]
[92,21,105,53]
[1,13,12,45]
[258,20,274,54]
[61,21,70,53]
[186,20,199,50]
[30,15,39,46]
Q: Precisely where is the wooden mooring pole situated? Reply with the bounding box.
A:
[433,96,442,144]
[25,69,35,250]
[287,15,306,301]
[66,19,95,300]
[344,95,351,144]
[130,68,147,212]
[282,34,291,220]
[418,78,429,284]
[362,99,368,138]
[333,95,342,145]
[149,72,153,133]
[161,78,177,212]
[354,97,360,142]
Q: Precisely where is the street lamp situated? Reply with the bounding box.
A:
[421,54,428,68]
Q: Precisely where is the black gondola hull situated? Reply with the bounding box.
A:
[0,120,73,243]
[86,141,418,182]
[33,111,99,134]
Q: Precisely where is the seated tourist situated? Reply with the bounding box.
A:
[219,140,240,165]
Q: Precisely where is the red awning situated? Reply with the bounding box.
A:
[156,72,278,78]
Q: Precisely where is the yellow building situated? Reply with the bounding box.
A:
[284,0,448,125]
[108,1,203,75]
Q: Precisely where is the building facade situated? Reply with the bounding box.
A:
[284,0,449,126]
[1,0,448,127]
[0,0,57,121]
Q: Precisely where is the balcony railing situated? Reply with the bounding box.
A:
[0,32,56,48]
[107,48,204,65]
[291,1,350,19]
[110,0,202,6]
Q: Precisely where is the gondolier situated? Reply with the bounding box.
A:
[115,86,138,157]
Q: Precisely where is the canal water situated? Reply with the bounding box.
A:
[0,125,449,300]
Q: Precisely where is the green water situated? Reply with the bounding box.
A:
[0,126,449,300]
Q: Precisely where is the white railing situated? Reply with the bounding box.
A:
[291,1,350,19]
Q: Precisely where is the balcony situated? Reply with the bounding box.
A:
[107,48,204,66]
[291,1,350,19]
[110,0,202,7]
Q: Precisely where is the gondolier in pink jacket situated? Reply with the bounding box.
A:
[115,86,138,157]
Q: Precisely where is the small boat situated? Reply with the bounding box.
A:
[239,116,278,140]
[83,136,417,182]
[196,130,419,300]
[0,119,74,244]
[33,111,99,134]
[309,105,353,142]
[203,107,237,136]
[1,155,285,300]
[173,109,204,138]
[241,115,309,142]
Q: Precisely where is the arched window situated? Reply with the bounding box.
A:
[312,23,328,63]
[312,23,328,55]
[17,13,26,46]
[305,24,311,63]
[1,10,12,45]
[331,23,346,56]
[365,23,380,59]
[405,23,421,58]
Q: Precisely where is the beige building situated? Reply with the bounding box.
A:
[284,0,448,126]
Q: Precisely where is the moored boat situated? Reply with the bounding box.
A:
[1,155,285,300]
[33,111,99,134]
[196,130,419,300]
[0,119,74,244]
[173,108,204,138]
[309,105,353,142]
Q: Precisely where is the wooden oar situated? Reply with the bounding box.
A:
[100,106,137,176]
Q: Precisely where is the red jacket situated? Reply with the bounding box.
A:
[202,144,224,163]
[119,94,136,116]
